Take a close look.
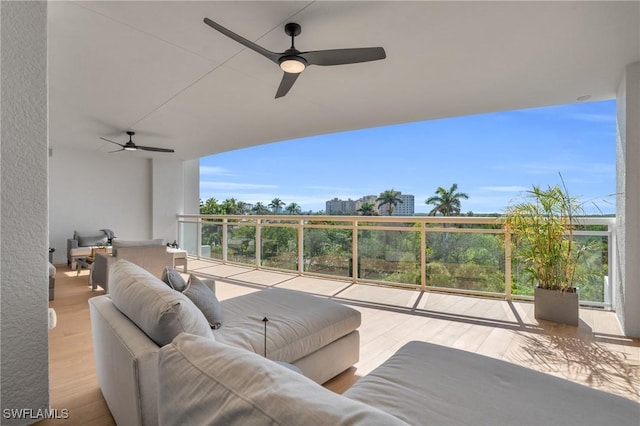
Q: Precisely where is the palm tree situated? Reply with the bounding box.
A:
[425,183,469,216]
[285,202,301,215]
[376,189,403,216]
[269,198,285,214]
[357,202,377,216]
[251,202,270,215]
[200,197,220,215]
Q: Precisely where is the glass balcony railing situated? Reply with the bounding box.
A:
[177,214,614,308]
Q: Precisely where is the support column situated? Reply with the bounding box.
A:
[615,61,640,337]
[1,1,50,421]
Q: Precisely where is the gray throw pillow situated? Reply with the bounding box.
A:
[183,274,224,329]
[162,267,187,292]
[109,260,213,346]
[75,231,108,247]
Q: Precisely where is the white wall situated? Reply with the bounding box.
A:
[48,149,199,264]
[0,1,50,423]
[183,159,200,215]
[48,148,153,263]
[616,61,640,338]
[152,159,184,244]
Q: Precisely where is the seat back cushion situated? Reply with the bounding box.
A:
[158,333,408,426]
[109,260,213,346]
[74,230,108,247]
[111,238,164,256]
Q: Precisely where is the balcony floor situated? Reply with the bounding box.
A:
[41,259,640,425]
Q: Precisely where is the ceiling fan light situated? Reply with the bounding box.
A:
[279,58,306,74]
[124,146,137,151]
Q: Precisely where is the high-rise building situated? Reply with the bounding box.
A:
[378,193,415,216]
[355,195,379,214]
[326,198,357,214]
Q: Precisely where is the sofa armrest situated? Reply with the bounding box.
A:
[93,253,116,292]
[89,295,160,426]
[67,238,78,265]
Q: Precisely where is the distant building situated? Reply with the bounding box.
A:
[378,193,415,216]
[355,195,379,214]
[326,198,357,214]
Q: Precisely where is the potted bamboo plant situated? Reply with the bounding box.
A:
[505,183,588,326]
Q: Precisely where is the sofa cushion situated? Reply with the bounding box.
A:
[344,341,640,426]
[215,288,360,363]
[183,275,224,329]
[74,230,108,247]
[158,333,407,426]
[111,238,164,256]
[161,267,187,292]
[109,260,213,346]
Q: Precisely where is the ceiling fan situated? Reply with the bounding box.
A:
[203,18,386,98]
[99,131,175,153]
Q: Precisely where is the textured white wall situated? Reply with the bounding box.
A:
[0,1,50,422]
[616,61,640,337]
[48,148,153,263]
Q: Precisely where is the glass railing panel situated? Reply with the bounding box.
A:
[358,229,421,286]
[512,234,609,303]
[180,221,198,256]
[359,221,418,229]
[426,232,505,293]
[260,226,298,271]
[303,228,352,277]
[201,222,223,260]
[575,234,608,303]
[227,225,256,265]
[306,220,352,226]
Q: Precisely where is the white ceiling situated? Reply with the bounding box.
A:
[48,1,640,161]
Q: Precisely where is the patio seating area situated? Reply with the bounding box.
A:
[42,257,640,424]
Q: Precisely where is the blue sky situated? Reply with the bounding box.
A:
[200,100,616,215]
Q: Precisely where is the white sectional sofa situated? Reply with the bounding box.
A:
[159,334,640,426]
[88,260,361,425]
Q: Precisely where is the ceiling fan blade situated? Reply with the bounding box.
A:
[100,136,124,147]
[275,72,300,99]
[108,148,124,153]
[203,18,280,64]
[137,145,175,153]
[301,47,386,66]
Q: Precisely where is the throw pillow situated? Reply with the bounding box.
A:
[162,267,187,292]
[183,274,224,329]
[109,260,213,346]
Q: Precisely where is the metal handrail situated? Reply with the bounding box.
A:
[178,214,614,307]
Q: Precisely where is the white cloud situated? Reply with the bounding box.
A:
[480,185,528,193]
[200,181,277,190]
[200,166,233,176]
[570,113,616,124]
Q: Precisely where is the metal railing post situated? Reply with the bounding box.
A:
[352,220,358,283]
[421,222,427,291]
[255,219,261,268]
[298,219,304,275]
[504,227,512,301]
[196,217,202,259]
[222,218,228,263]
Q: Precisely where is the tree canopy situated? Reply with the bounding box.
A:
[377,189,403,216]
[425,183,469,216]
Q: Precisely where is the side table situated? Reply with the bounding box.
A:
[75,257,95,285]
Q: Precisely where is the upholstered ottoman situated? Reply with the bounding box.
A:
[215,288,361,384]
[344,341,640,426]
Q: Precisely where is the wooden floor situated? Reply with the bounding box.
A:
[40,259,640,425]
